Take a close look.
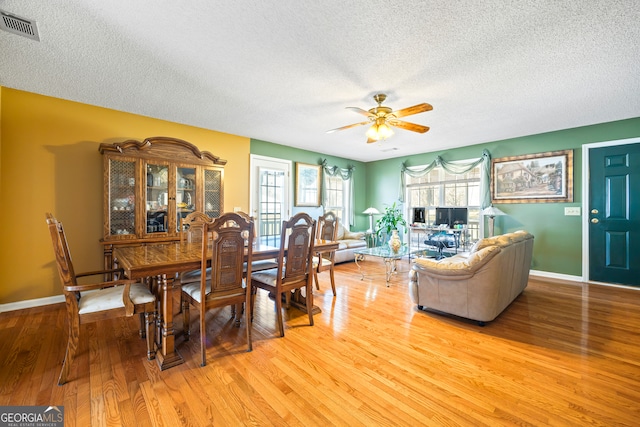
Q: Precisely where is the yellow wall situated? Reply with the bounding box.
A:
[0,88,250,304]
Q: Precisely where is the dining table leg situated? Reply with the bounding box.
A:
[289,288,321,315]
[155,273,184,370]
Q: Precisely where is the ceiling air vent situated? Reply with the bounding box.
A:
[0,10,40,41]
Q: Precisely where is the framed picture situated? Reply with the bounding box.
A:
[491,150,573,203]
[295,163,322,207]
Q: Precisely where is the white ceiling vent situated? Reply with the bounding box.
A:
[0,10,40,41]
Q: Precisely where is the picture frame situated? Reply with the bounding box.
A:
[491,150,573,203]
[295,163,322,207]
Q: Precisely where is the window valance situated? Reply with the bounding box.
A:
[399,149,492,208]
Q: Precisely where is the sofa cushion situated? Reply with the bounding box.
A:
[414,245,501,276]
[341,239,367,249]
[471,230,532,252]
[343,229,365,240]
[335,224,345,240]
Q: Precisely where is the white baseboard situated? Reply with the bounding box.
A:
[0,295,64,313]
[530,270,640,290]
[529,270,583,284]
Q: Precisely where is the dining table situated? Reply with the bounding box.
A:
[113,239,338,370]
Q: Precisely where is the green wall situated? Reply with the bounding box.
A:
[365,117,640,277]
[250,139,369,230]
[254,118,640,277]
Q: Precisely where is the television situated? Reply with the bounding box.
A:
[435,207,450,226]
[412,207,426,224]
[435,207,468,228]
[450,208,468,227]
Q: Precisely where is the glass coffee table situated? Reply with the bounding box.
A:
[354,246,422,286]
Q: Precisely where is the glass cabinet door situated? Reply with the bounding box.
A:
[146,163,169,234]
[108,158,136,237]
[176,166,196,232]
[204,168,222,218]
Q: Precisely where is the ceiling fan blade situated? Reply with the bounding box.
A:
[326,121,370,133]
[393,103,433,118]
[390,120,430,133]
[346,107,375,117]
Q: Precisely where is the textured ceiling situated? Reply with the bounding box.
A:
[1,1,639,162]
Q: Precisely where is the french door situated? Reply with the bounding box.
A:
[249,155,291,246]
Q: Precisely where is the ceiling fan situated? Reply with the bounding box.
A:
[327,93,433,143]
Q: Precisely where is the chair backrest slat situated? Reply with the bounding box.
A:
[202,212,254,298]
[279,213,316,285]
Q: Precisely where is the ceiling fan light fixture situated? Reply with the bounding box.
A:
[377,122,394,139]
[365,124,380,141]
[366,119,393,141]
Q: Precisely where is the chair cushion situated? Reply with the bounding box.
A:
[245,259,279,272]
[180,267,211,284]
[78,283,154,314]
[182,281,210,303]
[182,281,246,304]
[251,268,280,287]
[312,256,333,268]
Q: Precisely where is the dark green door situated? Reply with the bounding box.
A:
[589,143,640,286]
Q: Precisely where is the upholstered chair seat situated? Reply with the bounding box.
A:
[78,284,155,314]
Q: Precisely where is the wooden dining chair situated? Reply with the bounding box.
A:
[181,212,255,366]
[236,211,279,274]
[45,213,156,385]
[250,212,316,337]
[313,212,338,296]
[178,211,213,285]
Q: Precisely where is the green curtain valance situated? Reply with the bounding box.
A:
[399,149,492,208]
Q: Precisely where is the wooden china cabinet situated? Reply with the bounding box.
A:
[99,136,225,268]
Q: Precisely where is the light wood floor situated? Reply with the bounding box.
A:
[1,259,639,426]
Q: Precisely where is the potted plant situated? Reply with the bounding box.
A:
[376,202,407,248]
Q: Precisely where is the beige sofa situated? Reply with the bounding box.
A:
[408,230,534,325]
[333,223,367,264]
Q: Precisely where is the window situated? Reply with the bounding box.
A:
[324,174,351,226]
[405,163,481,242]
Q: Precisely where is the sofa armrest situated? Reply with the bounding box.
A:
[343,230,365,240]
[412,245,501,279]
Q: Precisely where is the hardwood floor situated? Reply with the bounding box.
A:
[1,259,639,426]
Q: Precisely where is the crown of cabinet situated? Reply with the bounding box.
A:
[99,137,225,267]
[99,136,227,166]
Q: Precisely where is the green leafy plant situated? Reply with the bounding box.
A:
[376,202,407,239]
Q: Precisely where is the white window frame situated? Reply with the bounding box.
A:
[404,160,482,243]
[324,174,352,227]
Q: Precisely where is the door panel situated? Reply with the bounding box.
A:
[589,143,640,286]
